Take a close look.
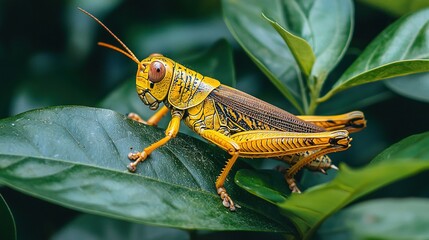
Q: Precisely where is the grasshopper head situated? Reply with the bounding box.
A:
[136,54,175,110]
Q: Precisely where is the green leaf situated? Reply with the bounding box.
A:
[222,0,353,112]
[318,198,429,240]
[321,8,429,102]
[294,0,353,82]
[0,194,16,240]
[385,72,429,103]
[371,131,429,163]
[0,106,294,233]
[358,0,429,16]
[262,13,315,78]
[235,132,429,238]
[222,0,301,112]
[52,214,189,240]
[235,170,290,204]
[281,162,429,238]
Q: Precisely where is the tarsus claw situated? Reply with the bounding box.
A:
[217,187,238,211]
[127,163,137,172]
[330,164,339,170]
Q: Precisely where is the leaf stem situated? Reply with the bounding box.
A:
[297,68,309,114]
[307,75,323,115]
[317,88,336,103]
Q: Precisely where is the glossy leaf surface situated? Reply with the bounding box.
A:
[318,198,429,240]
[223,0,353,111]
[322,8,429,101]
[52,214,189,240]
[235,132,429,238]
[263,13,315,78]
[384,72,429,103]
[0,106,293,233]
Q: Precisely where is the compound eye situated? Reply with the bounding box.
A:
[148,61,166,83]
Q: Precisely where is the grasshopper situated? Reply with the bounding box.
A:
[80,8,366,211]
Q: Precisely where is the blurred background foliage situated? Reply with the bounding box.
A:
[1,0,429,239]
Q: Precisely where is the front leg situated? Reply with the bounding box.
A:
[128,109,183,172]
[128,105,169,126]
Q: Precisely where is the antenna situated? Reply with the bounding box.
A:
[78,7,141,65]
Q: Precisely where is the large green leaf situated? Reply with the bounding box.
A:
[235,170,290,205]
[385,72,429,103]
[300,0,353,82]
[0,194,16,240]
[262,13,315,78]
[0,106,294,233]
[318,198,429,240]
[222,0,301,112]
[222,0,353,112]
[370,131,429,163]
[235,132,429,238]
[52,214,189,240]
[321,8,429,102]
[359,0,429,16]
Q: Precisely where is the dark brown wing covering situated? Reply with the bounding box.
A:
[210,85,325,133]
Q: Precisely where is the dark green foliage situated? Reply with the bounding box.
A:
[1,0,429,239]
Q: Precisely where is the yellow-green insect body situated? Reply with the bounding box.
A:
[80,8,366,211]
[134,55,352,193]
